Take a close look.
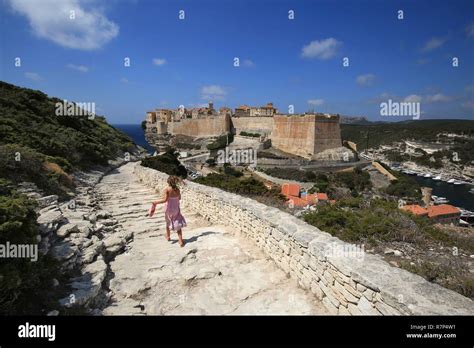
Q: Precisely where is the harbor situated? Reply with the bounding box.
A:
[387,163,474,224]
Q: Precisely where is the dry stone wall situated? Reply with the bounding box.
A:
[134,163,474,315]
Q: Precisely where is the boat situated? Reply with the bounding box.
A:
[424,173,432,178]
[431,195,449,204]
[433,175,442,181]
[460,209,474,225]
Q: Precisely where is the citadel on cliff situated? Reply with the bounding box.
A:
[145,102,346,160]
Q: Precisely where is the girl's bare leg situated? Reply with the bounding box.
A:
[165,226,171,241]
[177,229,185,247]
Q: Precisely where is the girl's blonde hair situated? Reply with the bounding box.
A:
[167,175,181,191]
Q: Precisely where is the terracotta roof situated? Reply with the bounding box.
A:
[400,205,428,216]
[287,196,310,208]
[316,193,328,201]
[427,204,460,218]
[281,183,300,197]
[236,105,250,110]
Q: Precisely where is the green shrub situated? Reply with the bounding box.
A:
[207,133,233,150]
[304,199,426,245]
[195,173,267,195]
[333,167,371,193]
[206,158,216,167]
[223,164,243,177]
[240,131,260,137]
[141,147,187,178]
[385,175,421,200]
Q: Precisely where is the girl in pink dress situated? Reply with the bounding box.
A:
[149,176,187,247]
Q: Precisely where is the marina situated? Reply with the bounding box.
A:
[386,162,474,215]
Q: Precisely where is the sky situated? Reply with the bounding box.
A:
[0,0,473,124]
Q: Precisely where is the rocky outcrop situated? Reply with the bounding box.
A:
[19,156,143,314]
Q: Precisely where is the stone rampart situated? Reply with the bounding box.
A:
[168,115,230,138]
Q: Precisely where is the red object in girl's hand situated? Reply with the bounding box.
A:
[148,202,157,217]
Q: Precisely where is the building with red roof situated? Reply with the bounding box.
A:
[400,204,460,225]
[427,204,461,224]
[281,183,331,208]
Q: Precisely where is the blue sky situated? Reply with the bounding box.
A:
[1,0,473,123]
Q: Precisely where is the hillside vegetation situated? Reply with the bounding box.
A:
[0,81,135,314]
[0,81,135,195]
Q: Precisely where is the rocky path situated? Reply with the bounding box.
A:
[98,163,327,315]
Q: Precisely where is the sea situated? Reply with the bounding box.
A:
[410,176,474,211]
[114,124,154,154]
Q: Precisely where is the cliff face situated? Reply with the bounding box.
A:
[144,126,171,152]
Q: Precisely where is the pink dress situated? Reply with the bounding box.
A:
[164,196,187,231]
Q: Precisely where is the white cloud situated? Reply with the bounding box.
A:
[307,99,324,106]
[25,72,42,81]
[421,37,446,52]
[356,74,375,87]
[425,93,452,103]
[152,58,166,66]
[242,59,255,67]
[201,85,227,101]
[301,38,342,60]
[7,0,119,50]
[120,77,129,83]
[403,94,422,103]
[466,22,474,38]
[67,63,88,72]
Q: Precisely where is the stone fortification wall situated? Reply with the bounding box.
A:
[134,163,474,315]
[313,116,342,153]
[271,115,317,159]
[168,115,230,138]
[271,115,342,159]
[231,116,274,136]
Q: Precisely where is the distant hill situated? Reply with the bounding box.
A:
[339,115,371,124]
[0,81,136,196]
[340,119,474,165]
